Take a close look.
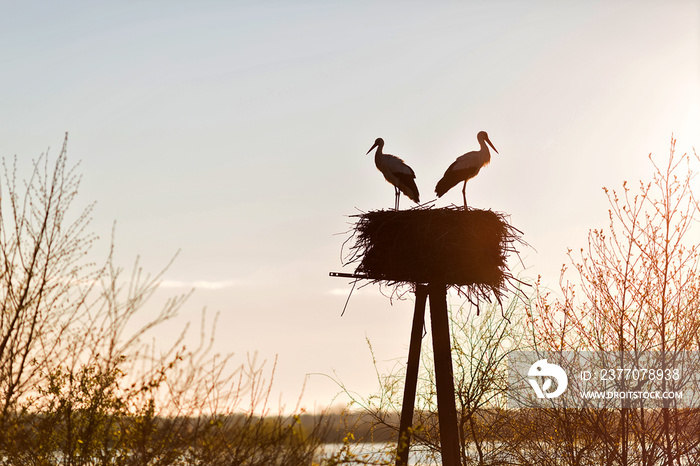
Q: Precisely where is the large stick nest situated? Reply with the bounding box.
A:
[343,205,524,304]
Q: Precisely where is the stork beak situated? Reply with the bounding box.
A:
[367,142,378,155]
[486,137,499,154]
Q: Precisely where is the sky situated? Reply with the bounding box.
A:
[1,0,699,412]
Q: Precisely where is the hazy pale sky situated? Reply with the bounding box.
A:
[2,0,699,411]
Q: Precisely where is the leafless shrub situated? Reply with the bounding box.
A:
[0,134,329,465]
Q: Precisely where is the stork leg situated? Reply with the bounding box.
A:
[462,181,467,209]
[395,186,400,211]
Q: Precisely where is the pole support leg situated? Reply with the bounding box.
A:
[429,283,460,466]
[396,285,428,466]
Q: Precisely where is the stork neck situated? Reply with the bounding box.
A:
[479,139,489,152]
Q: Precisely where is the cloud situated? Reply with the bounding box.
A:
[326,287,374,297]
[158,279,239,290]
[327,287,352,296]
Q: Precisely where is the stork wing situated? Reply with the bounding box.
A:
[378,154,419,203]
[434,157,481,197]
[394,172,420,203]
[388,154,415,177]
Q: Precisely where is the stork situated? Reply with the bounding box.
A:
[367,137,420,210]
[434,131,498,208]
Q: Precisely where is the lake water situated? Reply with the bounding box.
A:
[316,442,440,465]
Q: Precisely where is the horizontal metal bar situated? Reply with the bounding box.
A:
[328,272,369,279]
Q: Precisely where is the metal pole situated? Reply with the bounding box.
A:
[396,285,428,466]
[429,283,461,466]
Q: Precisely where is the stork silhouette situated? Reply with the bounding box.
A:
[367,138,420,210]
[435,131,498,208]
